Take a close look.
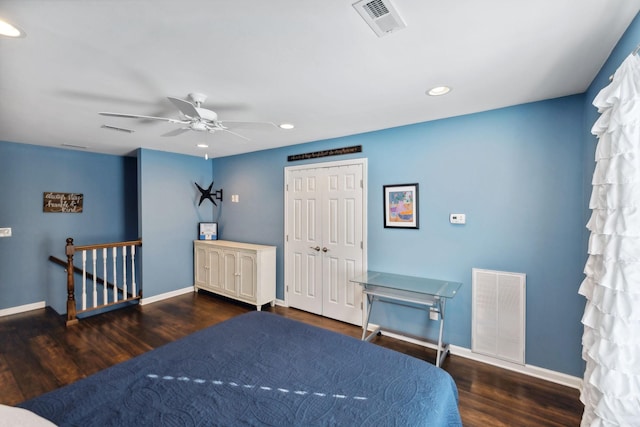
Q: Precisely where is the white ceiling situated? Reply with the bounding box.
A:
[1,1,639,159]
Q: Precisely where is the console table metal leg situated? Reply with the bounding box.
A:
[435,299,446,367]
[362,294,374,340]
[362,294,382,342]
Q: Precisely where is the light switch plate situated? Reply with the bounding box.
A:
[0,227,12,237]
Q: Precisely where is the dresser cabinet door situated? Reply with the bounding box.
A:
[222,250,238,296]
[238,251,257,300]
[194,244,209,288]
[207,248,225,292]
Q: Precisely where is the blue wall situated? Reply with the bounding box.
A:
[0,141,137,313]
[213,95,587,377]
[367,99,586,378]
[137,148,214,298]
[0,143,215,313]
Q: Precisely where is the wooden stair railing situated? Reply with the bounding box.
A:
[61,237,142,326]
[49,256,134,298]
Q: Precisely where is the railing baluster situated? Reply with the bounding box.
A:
[122,246,128,298]
[112,247,118,302]
[81,250,87,311]
[130,245,136,297]
[92,249,97,308]
[102,248,108,304]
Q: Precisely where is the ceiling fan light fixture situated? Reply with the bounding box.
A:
[427,86,451,96]
[0,18,25,37]
[100,92,273,141]
[279,123,295,130]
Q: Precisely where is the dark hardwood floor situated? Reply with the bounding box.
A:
[0,292,583,426]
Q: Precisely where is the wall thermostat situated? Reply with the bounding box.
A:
[449,213,466,224]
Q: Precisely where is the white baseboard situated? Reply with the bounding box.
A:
[140,286,195,306]
[274,298,287,307]
[0,301,46,317]
[450,345,582,390]
[374,327,582,390]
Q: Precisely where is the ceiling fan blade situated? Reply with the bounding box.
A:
[219,120,277,129]
[219,128,250,141]
[168,97,201,119]
[99,112,185,123]
[161,127,191,137]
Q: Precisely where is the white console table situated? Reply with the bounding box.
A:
[194,240,276,310]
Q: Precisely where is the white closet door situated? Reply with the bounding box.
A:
[286,169,323,315]
[285,160,366,325]
[320,164,363,325]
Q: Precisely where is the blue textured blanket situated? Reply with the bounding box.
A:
[20,311,461,426]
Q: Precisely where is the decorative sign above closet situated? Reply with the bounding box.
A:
[287,145,362,162]
[43,192,83,213]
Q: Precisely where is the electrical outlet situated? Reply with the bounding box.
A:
[0,227,12,237]
[429,308,439,321]
[231,194,240,203]
[449,213,466,224]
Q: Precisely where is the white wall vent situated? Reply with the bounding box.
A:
[472,268,526,365]
[352,0,407,37]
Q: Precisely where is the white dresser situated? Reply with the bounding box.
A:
[194,240,276,310]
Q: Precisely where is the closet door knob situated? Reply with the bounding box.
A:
[310,246,321,252]
[322,247,328,252]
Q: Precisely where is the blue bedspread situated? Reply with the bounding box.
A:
[19,311,461,426]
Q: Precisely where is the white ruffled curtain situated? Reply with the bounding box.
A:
[580,52,640,426]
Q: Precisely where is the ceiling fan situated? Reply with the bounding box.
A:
[99,93,275,140]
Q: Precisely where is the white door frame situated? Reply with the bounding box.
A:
[283,158,368,319]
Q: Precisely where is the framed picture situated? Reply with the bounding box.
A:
[383,183,419,229]
[198,222,218,240]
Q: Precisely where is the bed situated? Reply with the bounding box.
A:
[17,311,462,426]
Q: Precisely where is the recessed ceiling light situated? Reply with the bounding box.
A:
[196,143,209,148]
[279,123,295,130]
[0,18,25,38]
[427,86,451,96]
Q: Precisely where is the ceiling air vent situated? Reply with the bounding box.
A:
[353,0,407,37]
[101,124,134,133]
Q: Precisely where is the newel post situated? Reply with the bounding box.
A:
[65,238,78,326]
